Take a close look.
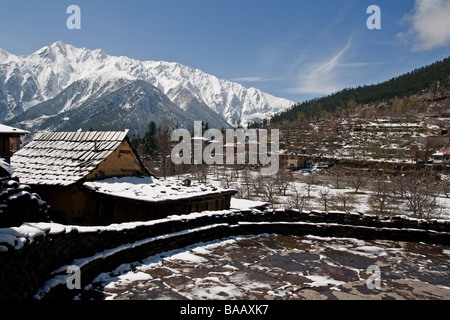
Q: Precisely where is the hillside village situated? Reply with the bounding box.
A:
[277,93,450,164]
[3,0,450,304]
[0,51,449,302]
[1,91,449,227]
[243,93,450,218]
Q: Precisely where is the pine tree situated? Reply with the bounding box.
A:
[142,121,157,156]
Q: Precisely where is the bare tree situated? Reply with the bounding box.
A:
[334,192,356,212]
[319,189,332,212]
[391,175,407,199]
[299,173,315,198]
[275,168,294,196]
[368,178,398,217]
[211,165,220,180]
[232,164,241,181]
[349,174,366,193]
[219,166,234,189]
[241,166,254,199]
[331,165,342,189]
[286,184,310,212]
[197,164,209,184]
[423,138,442,163]
[256,175,279,208]
[403,176,441,218]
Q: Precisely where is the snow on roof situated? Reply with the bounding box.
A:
[433,148,450,156]
[11,130,129,186]
[230,198,269,210]
[0,158,13,176]
[83,176,236,203]
[0,124,29,135]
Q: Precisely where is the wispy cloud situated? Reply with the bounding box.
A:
[230,76,281,83]
[399,0,450,51]
[288,39,352,96]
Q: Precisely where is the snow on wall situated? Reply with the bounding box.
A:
[0,209,449,300]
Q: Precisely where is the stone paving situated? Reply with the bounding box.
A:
[82,235,450,300]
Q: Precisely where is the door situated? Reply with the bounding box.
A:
[101,199,115,226]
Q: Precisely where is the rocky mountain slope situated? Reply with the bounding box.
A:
[0,42,294,135]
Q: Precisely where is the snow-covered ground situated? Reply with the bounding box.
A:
[198,169,450,219]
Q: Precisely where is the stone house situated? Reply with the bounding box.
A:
[11,130,236,226]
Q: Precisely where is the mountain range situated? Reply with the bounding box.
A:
[0,41,294,136]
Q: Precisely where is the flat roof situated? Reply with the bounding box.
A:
[84,176,237,204]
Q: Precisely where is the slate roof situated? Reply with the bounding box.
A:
[11,130,130,186]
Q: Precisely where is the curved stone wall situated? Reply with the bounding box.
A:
[0,209,449,300]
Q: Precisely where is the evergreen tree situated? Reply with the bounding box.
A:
[142,121,157,156]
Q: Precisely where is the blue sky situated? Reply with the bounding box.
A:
[1,0,450,103]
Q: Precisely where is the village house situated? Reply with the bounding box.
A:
[432,148,450,166]
[0,124,29,164]
[279,152,309,170]
[11,130,237,226]
[424,134,450,150]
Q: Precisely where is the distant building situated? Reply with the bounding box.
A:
[0,124,29,163]
[432,148,450,165]
[427,103,442,115]
[425,134,450,149]
[11,130,236,226]
[279,153,309,170]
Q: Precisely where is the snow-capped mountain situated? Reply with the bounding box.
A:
[0,42,294,135]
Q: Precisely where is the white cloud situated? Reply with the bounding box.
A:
[288,40,352,96]
[402,0,450,51]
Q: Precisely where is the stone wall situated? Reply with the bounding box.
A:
[0,176,50,228]
[0,209,449,301]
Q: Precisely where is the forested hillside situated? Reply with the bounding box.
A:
[265,57,450,125]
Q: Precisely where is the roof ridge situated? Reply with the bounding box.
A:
[33,130,129,142]
[11,129,132,186]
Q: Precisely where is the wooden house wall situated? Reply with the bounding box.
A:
[90,192,234,226]
[35,183,235,226]
[0,134,12,163]
[85,139,148,181]
[33,185,89,225]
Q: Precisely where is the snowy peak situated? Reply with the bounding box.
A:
[1,42,294,129]
[0,48,13,63]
